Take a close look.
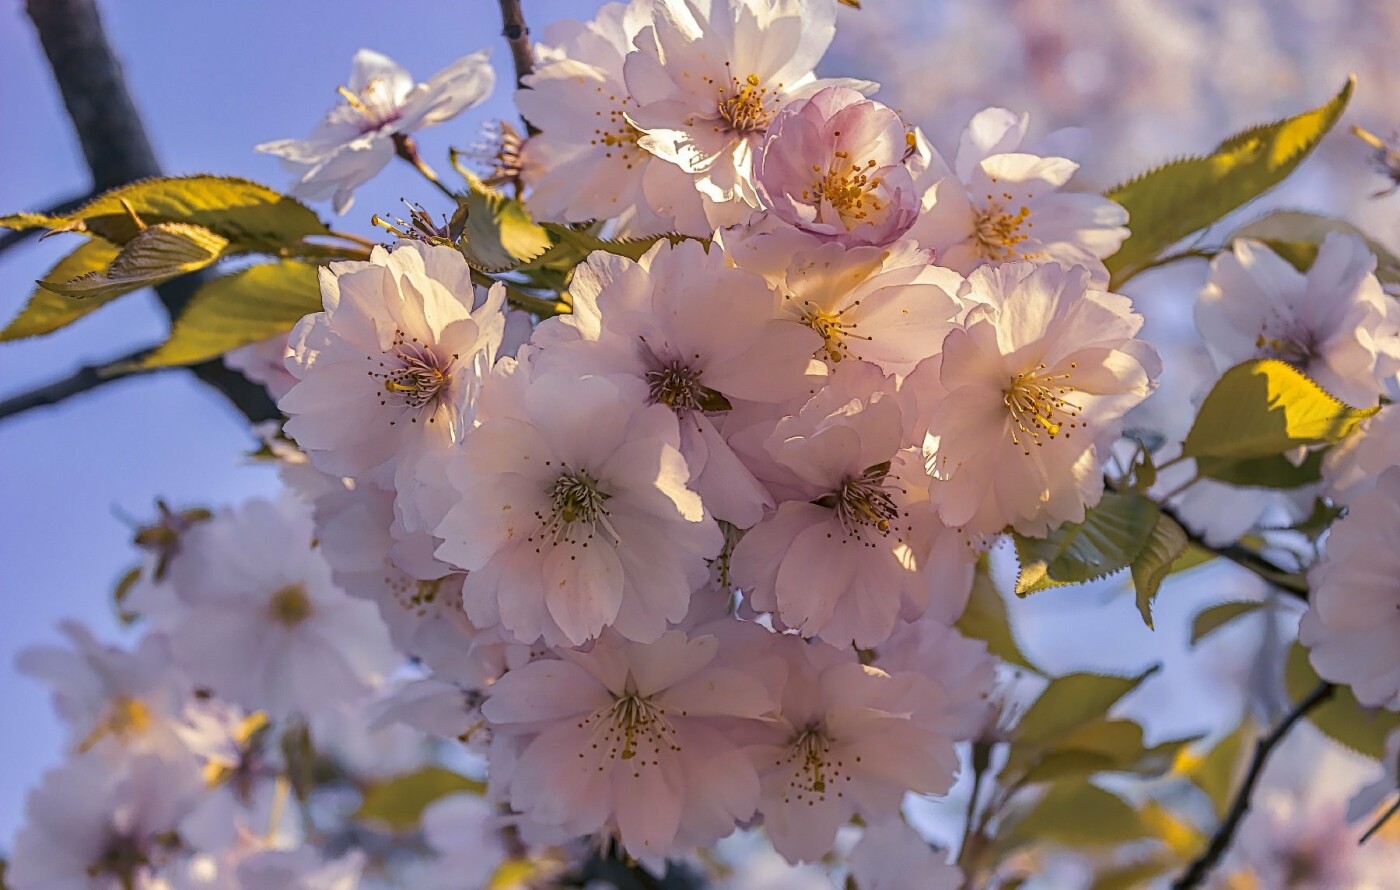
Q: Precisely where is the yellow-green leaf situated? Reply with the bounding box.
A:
[1131,511,1189,628]
[1189,601,1265,646]
[1089,859,1174,890]
[955,556,1039,673]
[1183,359,1379,461]
[355,766,486,831]
[1013,668,1158,748]
[536,223,684,266]
[0,212,67,232]
[1194,450,1325,489]
[459,188,552,273]
[1,238,123,340]
[1017,718,1200,784]
[41,222,228,300]
[38,175,329,251]
[1105,77,1353,286]
[1286,641,1400,759]
[1232,210,1400,285]
[1177,720,1252,819]
[1001,783,1152,851]
[1014,492,1161,594]
[140,261,321,367]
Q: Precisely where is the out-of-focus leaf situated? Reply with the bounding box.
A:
[1179,721,1253,819]
[40,222,228,301]
[956,556,1039,673]
[487,859,540,890]
[1131,511,1189,628]
[1231,210,1400,285]
[1013,668,1158,749]
[1001,783,1152,851]
[1140,800,1206,859]
[1017,717,1200,784]
[1189,601,1266,646]
[1183,359,1378,461]
[21,175,330,250]
[355,766,487,831]
[1014,492,1160,594]
[1105,77,1353,286]
[1286,642,1400,758]
[1089,859,1174,890]
[140,261,320,367]
[1194,450,1326,489]
[1,239,126,340]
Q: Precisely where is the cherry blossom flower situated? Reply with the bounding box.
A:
[1322,405,1400,506]
[9,754,205,890]
[756,87,920,246]
[413,793,510,890]
[1196,232,1395,407]
[874,617,998,738]
[280,241,506,487]
[848,821,963,890]
[234,848,366,890]
[906,108,1128,283]
[1347,729,1400,828]
[162,495,398,719]
[257,49,494,214]
[224,333,298,401]
[434,369,723,646]
[625,0,873,229]
[911,262,1159,537]
[481,629,779,860]
[534,240,822,527]
[744,639,961,864]
[1299,466,1400,711]
[16,622,203,762]
[516,1,707,236]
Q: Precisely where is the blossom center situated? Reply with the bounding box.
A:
[578,691,681,771]
[800,303,869,363]
[805,153,884,230]
[644,358,730,414]
[1003,363,1082,455]
[780,725,850,803]
[77,696,154,753]
[372,330,457,420]
[818,461,902,536]
[716,73,777,133]
[87,834,150,886]
[550,471,610,526]
[337,81,403,133]
[268,584,313,627]
[973,203,1034,260]
[1255,329,1317,367]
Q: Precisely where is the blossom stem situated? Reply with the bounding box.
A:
[1169,680,1336,890]
[495,0,541,135]
[1361,797,1400,844]
[328,229,379,249]
[393,133,459,201]
[955,744,989,882]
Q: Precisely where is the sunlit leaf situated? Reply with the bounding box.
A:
[1,238,122,340]
[1183,359,1378,460]
[40,222,228,301]
[1189,601,1266,646]
[30,175,330,250]
[1105,77,1353,286]
[1014,492,1161,594]
[1131,511,1189,628]
[458,187,552,273]
[1286,641,1400,758]
[355,766,486,832]
[140,261,321,367]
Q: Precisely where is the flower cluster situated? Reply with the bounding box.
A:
[13,0,1400,887]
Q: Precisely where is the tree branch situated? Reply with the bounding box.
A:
[21,0,279,423]
[496,0,535,88]
[1157,500,1309,600]
[0,346,154,421]
[1170,681,1336,889]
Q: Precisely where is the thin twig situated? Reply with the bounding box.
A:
[1170,681,1336,889]
[0,346,154,420]
[1361,797,1400,845]
[1158,501,1309,600]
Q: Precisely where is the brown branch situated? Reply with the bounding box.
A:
[0,346,154,420]
[1157,500,1309,600]
[496,0,535,88]
[22,0,278,423]
[1170,681,1336,889]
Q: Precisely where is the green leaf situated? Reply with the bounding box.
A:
[1189,601,1265,646]
[1178,721,1252,819]
[140,261,321,367]
[1105,77,1353,286]
[1014,492,1161,594]
[955,556,1040,672]
[1286,641,1400,758]
[1231,210,1400,285]
[1131,511,1189,628]
[40,222,229,300]
[458,188,552,273]
[1182,359,1379,461]
[1001,783,1152,851]
[355,766,486,831]
[40,175,330,251]
[537,223,683,265]
[1089,860,1174,890]
[1019,718,1200,784]
[1,238,123,340]
[1194,450,1325,489]
[1013,668,1158,748]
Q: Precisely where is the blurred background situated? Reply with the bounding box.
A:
[1,0,1397,848]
